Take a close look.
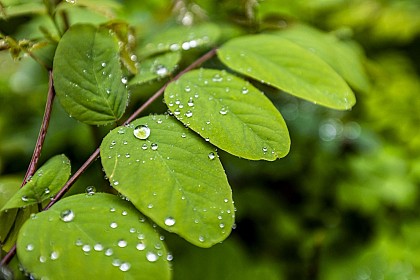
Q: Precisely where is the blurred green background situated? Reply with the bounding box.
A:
[1,0,420,279]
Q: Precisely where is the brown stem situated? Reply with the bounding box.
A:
[21,71,56,187]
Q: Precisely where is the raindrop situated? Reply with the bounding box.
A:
[21,195,29,202]
[133,125,151,140]
[136,242,146,251]
[110,207,116,212]
[94,243,104,251]
[60,209,75,222]
[184,85,191,93]
[118,128,125,134]
[118,240,127,248]
[121,77,128,84]
[146,252,158,262]
[26,244,34,251]
[224,198,229,203]
[120,262,131,272]
[219,223,225,229]
[39,256,47,263]
[129,228,136,233]
[110,222,118,229]
[169,43,180,51]
[198,236,205,242]
[142,143,148,150]
[164,217,176,226]
[174,109,181,116]
[122,210,128,216]
[155,65,168,77]
[101,62,106,67]
[50,251,59,260]
[112,259,121,267]
[75,239,83,246]
[105,248,113,256]
[86,186,96,195]
[262,147,268,153]
[130,54,137,62]
[187,98,194,107]
[219,107,228,115]
[241,87,249,94]
[44,188,50,195]
[185,110,193,118]
[82,245,91,253]
[167,253,174,261]
[125,153,130,158]
[113,181,119,186]
[208,152,216,160]
[151,143,158,151]
[147,204,153,209]
[212,73,223,82]
[181,133,186,138]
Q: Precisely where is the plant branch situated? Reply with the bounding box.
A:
[21,71,56,187]
[1,47,217,266]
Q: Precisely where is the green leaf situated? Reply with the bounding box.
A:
[217,34,356,110]
[0,177,20,249]
[274,24,370,93]
[53,24,128,125]
[139,23,221,57]
[17,193,171,280]
[129,52,181,86]
[164,69,290,160]
[100,115,234,248]
[1,154,71,211]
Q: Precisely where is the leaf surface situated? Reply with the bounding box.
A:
[218,34,356,110]
[100,115,234,248]
[165,69,290,160]
[17,193,171,280]
[1,155,71,211]
[53,24,128,125]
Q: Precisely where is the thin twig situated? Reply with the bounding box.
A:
[21,71,56,186]
[1,47,217,266]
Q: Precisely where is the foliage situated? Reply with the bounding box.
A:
[0,0,419,279]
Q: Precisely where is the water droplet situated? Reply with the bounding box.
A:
[75,239,83,246]
[181,133,186,138]
[146,252,158,262]
[26,244,34,251]
[169,43,180,51]
[101,62,106,67]
[212,73,223,82]
[21,195,29,202]
[224,198,229,203]
[184,85,191,92]
[118,240,127,248]
[121,77,128,84]
[185,110,193,118]
[94,243,104,251]
[219,223,225,229]
[198,235,205,242]
[105,248,113,256]
[110,207,116,212]
[113,181,119,186]
[155,65,168,77]
[110,222,118,229]
[50,251,59,260]
[208,152,216,160]
[60,209,75,222]
[219,107,228,115]
[86,186,96,195]
[174,109,181,116]
[130,54,137,62]
[82,244,91,253]
[120,262,131,272]
[44,188,50,195]
[241,87,249,94]
[164,217,176,226]
[133,125,150,140]
[147,203,153,209]
[136,242,146,251]
[187,98,194,107]
[151,143,158,151]
[39,256,47,263]
[118,128,125,134]
[262,147,268,153]
[112,259,121,267]
[125,153,130,158]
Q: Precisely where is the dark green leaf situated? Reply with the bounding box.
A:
[1,154,70,211]
[165,69,290,160]
[17,193,171,280]
[139,23,220,57]
[100,115,235,248]
[53,24,128,125]
[218,34,356,110]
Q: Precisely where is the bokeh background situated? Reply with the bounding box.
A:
[1,0,420,279]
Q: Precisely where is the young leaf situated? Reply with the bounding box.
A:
[17,193,171,280]
[1,154,71,211]
[164,69,290,160]
[53,24,128,125]
[0,177,20,250]
[139,23,221,57]
[100,115,235,248]
[274,24,370,93]
[129,52,181,86]
[217,34,356,110]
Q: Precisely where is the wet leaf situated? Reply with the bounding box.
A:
[100,115,235,248]
[53,24,128,125]
[165,69,290,160]
[1,155,71,211]
[218,34,356,110]
[17,193,171,280]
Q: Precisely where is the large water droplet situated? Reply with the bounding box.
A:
[187,98,194,107]
[136,242,146,251]
[50,251,59,260]
[21,195,29,202]
[133,125,151,140]
[146,252,158,262]
[208,152,216,160]
[60,209,75,222]
[120,262,131,272]
[212,73,223,82]
[94,243,104,251]
[110,222,118,229]
[219,107,228,115]
[118,239,127,248]
[82,244,91,253]
[151,143,158,151]
[164,217,176,226]
[105,248,113,256]
[198,235,205,242]
[185,110,193,118]
[26,244,34,251]
[155,65,168,77]
[241,87,249,94]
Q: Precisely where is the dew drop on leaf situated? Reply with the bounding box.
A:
[155,65,168,77]
[164,217,176,226]
[60,209,75,222]
[151,143,158,151]
[94,243,104,251]
[208,152,216,160]
[219,107,228,115]
[86,186,96,195]
[21,195,29,202]
[82,244,91,253]
[110,222,118,229]
[136,242,146,251]
[133,125,151,140]
[118,239,127,247]
[120,262,131,272]
[25,244,34,251]
[146,252,158,262]
[185,110,193,118]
